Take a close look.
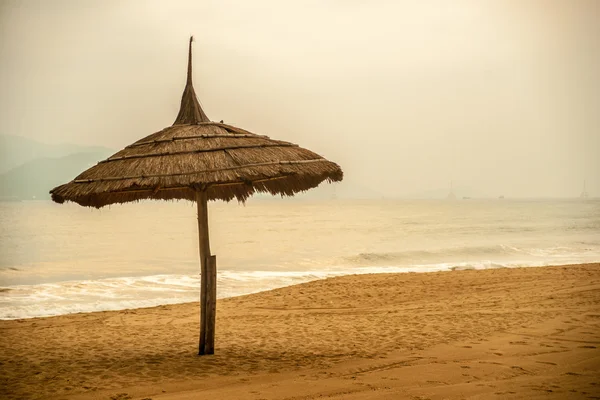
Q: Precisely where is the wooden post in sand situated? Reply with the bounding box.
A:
[196,190,215,355]
[205,255,217,354]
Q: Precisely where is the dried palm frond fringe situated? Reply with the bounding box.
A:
[50,122,343,208]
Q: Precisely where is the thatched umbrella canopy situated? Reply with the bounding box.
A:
[50,37,343,355]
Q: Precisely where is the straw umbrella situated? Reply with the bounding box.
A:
[50,37,343,355]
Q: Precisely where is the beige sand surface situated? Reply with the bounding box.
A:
[1,263,599,400]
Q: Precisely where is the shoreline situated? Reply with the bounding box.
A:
[3,260,598,321]
[1,263,599,399]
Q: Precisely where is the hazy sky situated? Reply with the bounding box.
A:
[1,0,598,197]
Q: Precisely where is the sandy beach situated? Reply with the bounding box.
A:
[1,263,599,400]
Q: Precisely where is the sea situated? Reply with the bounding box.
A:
[1,198,598,320]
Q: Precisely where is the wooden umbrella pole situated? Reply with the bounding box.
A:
[196,190,211,355]
[205,254,217,354]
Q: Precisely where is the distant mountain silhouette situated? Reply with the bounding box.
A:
[0,135,113,200]
[0,151,115,201]
[0,134,112,174]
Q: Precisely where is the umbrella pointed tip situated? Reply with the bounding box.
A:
[173,36,210,125]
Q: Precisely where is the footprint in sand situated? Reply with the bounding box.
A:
[535,361,557,366]
[109,394,132,400]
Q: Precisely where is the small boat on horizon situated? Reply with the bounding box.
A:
[580,180,589,198]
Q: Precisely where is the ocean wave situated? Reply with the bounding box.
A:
[344,244,599,266]
[2,256,597,320]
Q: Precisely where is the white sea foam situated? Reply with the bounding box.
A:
[2,256,597,320]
